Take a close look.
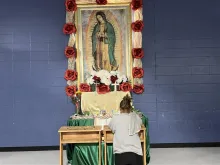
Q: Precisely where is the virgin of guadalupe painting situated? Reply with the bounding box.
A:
[76,5,132,83]
[92,11,118,72]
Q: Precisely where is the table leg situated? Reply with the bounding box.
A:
[104,132,107,165]
[60,134,63,165]
[99,132,101,165]
[142,143,145,165]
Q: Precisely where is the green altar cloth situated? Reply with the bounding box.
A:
[66,116,150,165]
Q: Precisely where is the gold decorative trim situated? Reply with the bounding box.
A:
[74,10,81,87]
[130,8,134,87]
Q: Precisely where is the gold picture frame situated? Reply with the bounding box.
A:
[74,3,133,87]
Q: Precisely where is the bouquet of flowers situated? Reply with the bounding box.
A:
[85,70,129,93]
[71,90,83,115]
[86,70,127,85]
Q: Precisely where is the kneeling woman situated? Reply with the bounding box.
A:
[108,95,143,165]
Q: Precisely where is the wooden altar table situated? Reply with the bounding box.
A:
[58,126,102,165]
[65,115,150,165]
[103,125,147,165]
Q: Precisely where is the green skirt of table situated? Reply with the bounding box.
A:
[66,116,150,165]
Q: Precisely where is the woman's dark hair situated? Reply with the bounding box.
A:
[96,11,107,23]
[120,94,132,112]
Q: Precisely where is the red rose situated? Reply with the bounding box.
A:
[120,82,132,92]
[131,20,144,32]
[64,46,77,58]
[63,23,77,34]
[110,75,118,83]
[132,67,144,78]
[93,76,101,83]
[65,86,77,96]
[64,69,78,81]
[65,0,77,11]
[133,84,144,94]
[132,48,144,59]
[97,84,110,94]
[79,83,91,92]
[131,0,143,10]
[96,0,107,5]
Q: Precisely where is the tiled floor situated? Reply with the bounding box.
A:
[0,147,219,165]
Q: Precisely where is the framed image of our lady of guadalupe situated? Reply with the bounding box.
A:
[64,0,144,95]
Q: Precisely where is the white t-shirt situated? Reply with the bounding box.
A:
[108,113,143,156]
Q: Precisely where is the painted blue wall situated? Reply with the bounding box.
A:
[0,0,220,147]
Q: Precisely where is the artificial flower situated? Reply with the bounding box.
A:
[132,48,144,59]
[65,0,77,11]
[79,83,91,92]
[65,85,77,96]
[131,0,143,10]
[120,82,132,92]
[131,20,144,32]
[132,67,144,78]
[64,46,76,58]
[64,69,77,81]
[133,84,144,94]
[63,23,77,34]
[96,0,107,5]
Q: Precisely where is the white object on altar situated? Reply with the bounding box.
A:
[94,117,112,130]
[94,111,120,129]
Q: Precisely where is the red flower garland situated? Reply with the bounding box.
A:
[79,83,91,92]
[131,0,144,95]
[131,20,144,32]
[63,23,77,34]
[133,84,144,94]
[65,46,77,58]
[131,0,143,10]
[64,69,78,81]
[65,85,77,96]
[96,0,107,5]
[132,67,144,78]
[65,0,77,11]
[132,48,144,59]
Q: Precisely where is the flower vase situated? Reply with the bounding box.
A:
[110,85,120,91]
[110,85,114,91]
[90,84,96,92]
[76,107,79,114]
[117,85,120,91]
[75,105,83,115]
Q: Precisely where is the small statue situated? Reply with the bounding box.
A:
[71,91,83,115]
